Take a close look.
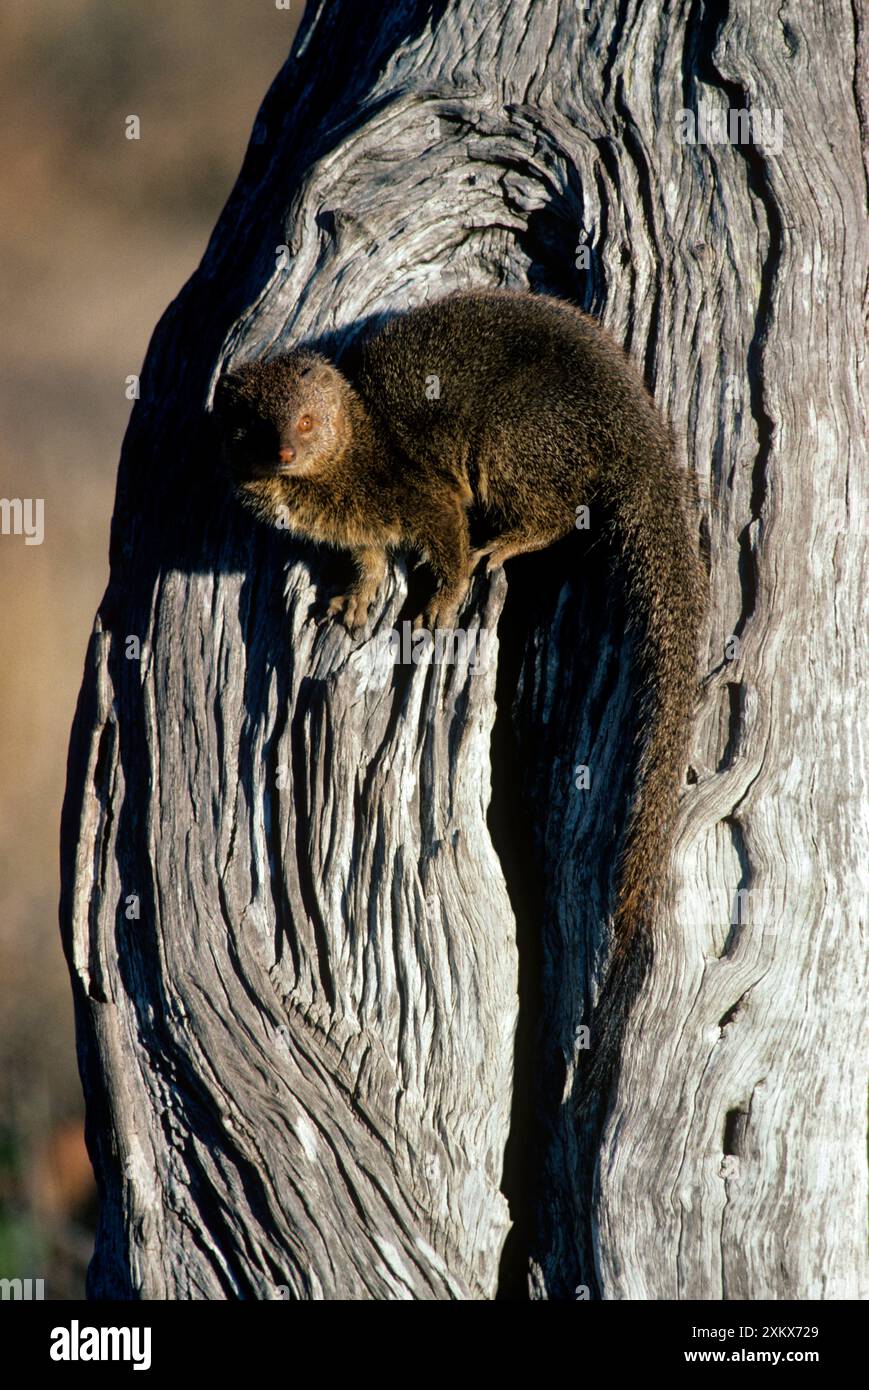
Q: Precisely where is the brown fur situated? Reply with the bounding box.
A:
[215,288,708,1096]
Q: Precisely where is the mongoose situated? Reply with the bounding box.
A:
[215,288,708,1097]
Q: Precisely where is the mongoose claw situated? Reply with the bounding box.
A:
[421,600,459,631]
[327,591,370,632]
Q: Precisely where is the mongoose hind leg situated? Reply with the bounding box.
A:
[327,545,388,631]
[416,501,471,631]
[471,522,570,574]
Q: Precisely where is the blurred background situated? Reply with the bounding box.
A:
[0,0,303,1298]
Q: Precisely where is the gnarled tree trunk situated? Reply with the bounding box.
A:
[60,0,868,1300]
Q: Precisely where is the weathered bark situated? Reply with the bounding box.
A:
[60,0,868,1300]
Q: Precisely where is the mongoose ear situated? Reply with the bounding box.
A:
[300,361,339,389]
[213,372,245,416]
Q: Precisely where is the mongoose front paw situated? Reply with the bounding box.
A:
[327,591,371,632]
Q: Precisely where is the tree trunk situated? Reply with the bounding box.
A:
[60,0,868,1300]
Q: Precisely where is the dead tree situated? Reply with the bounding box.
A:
[60,0,868,1299]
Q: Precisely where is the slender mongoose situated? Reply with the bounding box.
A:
[215,287,708,1097]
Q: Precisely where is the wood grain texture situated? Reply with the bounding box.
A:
[60,0,868,1299]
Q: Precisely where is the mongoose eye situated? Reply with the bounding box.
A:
[297,415,314,433]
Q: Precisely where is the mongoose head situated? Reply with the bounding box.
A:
[214,352,352,490]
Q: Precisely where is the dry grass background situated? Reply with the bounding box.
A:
[0,0,303,1297]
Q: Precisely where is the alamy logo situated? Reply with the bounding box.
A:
[49,1320,152,1371]
[383,620,491,671]
[0,497,44,545]
[350,620,493,693]
[675,103,784,155]
[0,1277,44,1300]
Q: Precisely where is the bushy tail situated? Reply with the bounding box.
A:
[578,442,707,1107]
